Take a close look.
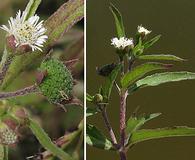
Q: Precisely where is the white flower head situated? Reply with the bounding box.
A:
[111,37,134,49]
[137,25,151,35]
[0,10,48,52]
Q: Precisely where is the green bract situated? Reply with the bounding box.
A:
[38,59,73,103]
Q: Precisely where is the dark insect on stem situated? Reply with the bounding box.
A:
[96,63,117,77]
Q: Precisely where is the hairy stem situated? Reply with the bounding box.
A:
[119,91,128,147]
[0,48,14,85]
[0,85,37,100]
[119,151,127,160]
[119,54,129,160]
[100,105,118,147]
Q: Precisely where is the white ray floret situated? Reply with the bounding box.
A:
[137,25,151,35]
[0,10,48,52]
[111,37,134,49]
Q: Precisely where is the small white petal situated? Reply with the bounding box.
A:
[111,37,133,49]
[137,25,151,35]
[1,10,48,52]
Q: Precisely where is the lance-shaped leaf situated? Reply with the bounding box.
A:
[133,37,144,56]
[143,35,161,50]
[136,72,195,88]
[102,64,121,101]
[28,119,74,160]
[45,0,84,44]
[139,54,185,62]
[86,93,93,102]
[121,62,172,89]
[109,3,125,37]
[86,124,114,150]
[24,0,42,19]
[1,0,84,89]
[130,126,195,145]
[126,113,161,135]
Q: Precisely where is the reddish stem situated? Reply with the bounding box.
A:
[0,55,13,84]
[119,91,128,147]
[101,106,118,146]
[0,85,37,99]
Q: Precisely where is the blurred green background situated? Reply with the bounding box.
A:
[87,0,195,160]
[0,0,83,159]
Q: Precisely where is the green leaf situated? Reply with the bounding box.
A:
[136,72,195,88]
[102,64,121,101]
[86,108,99,117]
[86,124,114,150]
[143,35,161,50]
[132,37,144,56]
[28,119,74,160]
[24,0,41,19]
[109,3,125,37]
[1,0,84,90]
[86,93,93,102]
[0,145,4,160]
[130,126,195,145]
[126,113,161,135]
[121,62,172,89]
[45,0,84,45]
[139,54,185,62]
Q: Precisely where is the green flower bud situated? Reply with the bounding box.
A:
[38,59,74,103]
[93,94,103,104]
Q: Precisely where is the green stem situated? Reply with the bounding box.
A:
[0,145,4,160]
[3,146,8,160]
[0,48,14,86]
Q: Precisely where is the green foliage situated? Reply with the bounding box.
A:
[38,59,73,103]
[24,0,42,19]
[143,35,161,50]
[130,126,195,145]
[45,0,84,45]
[139,54,185,61]
[109,3,125,38]
[86,93,93,102]
[86,124,114,150]
[102,64,121,101]
[28,118,74,160]
[136,72,195,88]
[121,62,171,89]
[126,113,161,135]
[132,37,144,56]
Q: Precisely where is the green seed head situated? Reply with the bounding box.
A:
[38,59,74,103]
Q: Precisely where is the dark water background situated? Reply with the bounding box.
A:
[87,0,195,159]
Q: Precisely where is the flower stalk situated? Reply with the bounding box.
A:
[100,105,118,147]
